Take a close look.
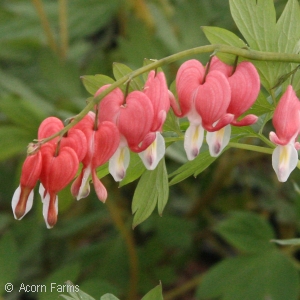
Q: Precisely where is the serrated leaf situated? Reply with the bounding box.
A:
[100,294,120,300]
[81,74,115,95]
[197,250,299,300]
[202,26,247,64]
[132,159,169,228]
[112,62,144,92]
[168,151,217,186]
[214,211,275,253]
[0,231,19,295]
[141,284,164,300]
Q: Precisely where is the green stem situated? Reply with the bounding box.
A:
[228,142,273,154]
[31,0,58,54]
[33,44,300,149]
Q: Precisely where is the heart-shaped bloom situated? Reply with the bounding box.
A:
[39,143,79,228]
[269,85,300,182]
[38,117,87,162]
[139,71,170,170]
[97,85,155,180]
[171,59,233,160]
[71,112,120,201]
[12,150,42,220]
[206,57,260,157]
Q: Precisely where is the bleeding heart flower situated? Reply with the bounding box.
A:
[39,143,79,228]
[139,71,170,170]
[206,57,260,157]
[269,85,300,182]
[71,112,120,201]
[12,150,42,220]
[38,116,87,162]
[171,59,233,160]
[97,85,155,180]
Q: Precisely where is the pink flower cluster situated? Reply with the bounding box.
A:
[170,56,260,159]
[12,57,264,228]
[12,71,170,228]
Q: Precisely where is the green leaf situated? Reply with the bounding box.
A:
[229,0,276,51]
[214,211,275,253]
[100,294,120,300]
[168,151,217,186]
[39,263,81,300]
[141,284,164,300]
[197,250,300,300]
[119,152,146,187]
[0,126,32,161]
[112,62,144,92]
[0,231,19,295]
[132,159,169,228]
[276,0,300,55]
[271,238,300,246]
[246,91,274,117]
[229,0,300,90]
[60,281,96,300]
[202,26,247,64]
[81,74,115,95]
[96,162,110,179]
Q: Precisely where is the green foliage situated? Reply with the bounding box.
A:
[168,151,217,186]
[197,211,300,300]
[197,250,299,300]
[1,0,300,300]
[132,159,169,227]
[214,211,275,253]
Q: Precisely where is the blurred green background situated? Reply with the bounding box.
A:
[1,0,299,299]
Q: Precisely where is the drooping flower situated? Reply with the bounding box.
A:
[39,143,79,228]
[139,70,170,170]
[269,85,300,182]
[97,85,155,181]
[206,57,260,157]
[71,112,120,201]
[171,59,233,160]
[38,116,87,162]
[11,149,42,220]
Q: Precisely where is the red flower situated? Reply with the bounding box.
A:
[269,85,300,182]
[38,116,87,162]
[139,71,170,169]
[39,143,79,228]
[71,112,120,200]
[97,85,155,180]
[12,150,42,220]
[172,59,233,160]
[204,57,260,157]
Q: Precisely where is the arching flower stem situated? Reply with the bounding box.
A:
[28,44,300,151]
